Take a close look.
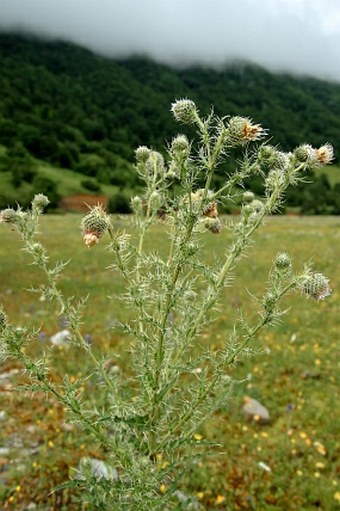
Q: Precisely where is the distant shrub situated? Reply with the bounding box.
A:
[108,191,132,214]
[81,178,101,192]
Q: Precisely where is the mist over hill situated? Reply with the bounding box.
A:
[0,33,339,213]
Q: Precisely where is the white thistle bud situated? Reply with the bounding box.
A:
[32,194,50,212]
[171,134,190,154]
[249,199,264,214]
[171,99,198,124]
[131,196,143,214]
[184,290,197,302]
[135,146,151,163]
[150,191,162,211]
[275,253,291,270]
[242,204,253,217]
[146,151,165,175]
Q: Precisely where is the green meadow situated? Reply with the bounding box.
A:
[0,214,339,510]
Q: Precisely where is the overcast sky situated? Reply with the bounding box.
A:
[1,0,340,81]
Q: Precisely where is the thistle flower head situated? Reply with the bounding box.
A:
[249,199,264,214]
[171,134,190,153]
[294,144,318,167]
[184,289,197,302]
[275,252,291,270]
[202,200,218,219]
[189,189,217,217]
[0,208,19,224]
[131,195,143,214]
[149,191,162,211]
[170,134,191,161]
[316,143,334,166]
[32,194,50,212]
[145,151,165,175]
[263,291,276,310]
[203,217,222,234]
[171,99,198,124]
[81,205,111,248]
[242,204,253,217]
[300,272,332,301]
[294,143,334,169]
[135,146,151,163]
[227,116,266,145]
[243,191,255,203]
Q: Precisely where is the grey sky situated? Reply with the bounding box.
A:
[1,0,340,81]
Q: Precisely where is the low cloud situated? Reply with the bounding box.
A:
[1,0,340,81]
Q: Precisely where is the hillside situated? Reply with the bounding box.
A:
[0,33,340,213]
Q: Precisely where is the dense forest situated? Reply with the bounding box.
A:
[0,32,340,213]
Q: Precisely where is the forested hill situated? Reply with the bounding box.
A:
[1,33,340,213]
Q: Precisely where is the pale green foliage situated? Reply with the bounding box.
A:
[0,101,332,510]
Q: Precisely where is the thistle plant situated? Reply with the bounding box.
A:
[0,99,333,510]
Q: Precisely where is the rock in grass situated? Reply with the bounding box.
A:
[302,370,321,380]
[242,397,270,424]
[174,491,201,510]
[50,329,71,346]
[76,457,119,481]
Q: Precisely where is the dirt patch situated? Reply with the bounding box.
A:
[59,194,109,212]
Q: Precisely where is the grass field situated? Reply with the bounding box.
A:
[0,214,339,510]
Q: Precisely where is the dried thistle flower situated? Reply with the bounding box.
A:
[0,208,18,224]
[81,205,111,248]
[202,201,218,219]
[204,217,222,234]
[300,273,332,301]
[0,308,8,332]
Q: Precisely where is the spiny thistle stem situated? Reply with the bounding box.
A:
[156,280,296,453]
[0,98,333,510]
